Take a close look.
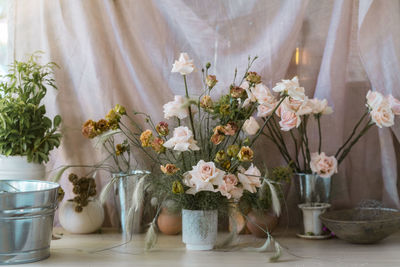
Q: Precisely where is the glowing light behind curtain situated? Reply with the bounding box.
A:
[9,0,400,225]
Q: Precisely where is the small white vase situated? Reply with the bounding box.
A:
[182,209,218,251]
[0,155,46,180]
[298,203,331,236]
[59,199,105,234]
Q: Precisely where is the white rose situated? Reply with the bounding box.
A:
[366,90,384,110]
[241,81,257,107]
[171,52,195,75]
[163,95,188,119]
[310,152,338,178]
[272,76,305,100]
[218,174,243,200]
[310,98,333,115]
[387,94,400,115]
[243,117,260,135]
[296,98,314,116]
[370,100,395,128]
[185,160,225,194]
[237,164,262,193]
[163,126,200,151]
[252,83,274,104]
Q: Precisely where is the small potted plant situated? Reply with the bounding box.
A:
[59,173,105,234]
[0,54,62,180]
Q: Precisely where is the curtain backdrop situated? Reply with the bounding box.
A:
[9,0,400,225]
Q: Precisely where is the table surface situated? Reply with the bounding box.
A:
[12,228,400,267]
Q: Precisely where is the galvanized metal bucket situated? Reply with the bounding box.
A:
[295,173,331,204]
[0,180,60,265]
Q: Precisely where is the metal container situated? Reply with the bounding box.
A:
[295,173,331,203]
[113,170,150,239]
[0,180,60,265]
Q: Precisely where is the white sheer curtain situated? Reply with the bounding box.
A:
[9,0,400,225]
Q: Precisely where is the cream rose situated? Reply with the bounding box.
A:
[257,101,277,117]
[277,105,301,131]
[387,94,400,115]
[252,83,274,104]
[163,95,188,119]
[171,53,195,75]
[366,90,384,110]
[272,76,305,100]
[241,81,257,107]
[310,152,338,178]
[185,160,225,194]
[243,117,260,135]
[310,98,333,115]
[370,101,395,128]
[237,164,262,193]
[163,126,200,151]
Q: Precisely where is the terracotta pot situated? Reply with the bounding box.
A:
[157,208,182,235]
[246,210,278,238]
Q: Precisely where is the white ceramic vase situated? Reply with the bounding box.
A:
[59,199,105,234]
[182,209,218,251]
[298,203,331,236]
[0,155,46,180]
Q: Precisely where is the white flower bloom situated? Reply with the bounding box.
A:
[237,164,262,193]
[370,100,395,128]
[252,83,275,104]
[243,117,260,135]
[184,160,225,194]
[241,81,257,107]
[163,95,188,119]
[163,126,200,151]
[257,101,277,117]
[171,52,195,75]
[309,98,333,115]
[217,174,243,200]
[387,94,400,115]
[366,90,384,110]
[272,76,305,100]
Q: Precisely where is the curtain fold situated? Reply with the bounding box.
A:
[9,0,400,224]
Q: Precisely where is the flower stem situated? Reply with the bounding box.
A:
[335,110,369,158]
[183,75,196,139]
[317,115,322,154]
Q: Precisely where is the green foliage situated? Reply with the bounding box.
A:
[0,54,62,163]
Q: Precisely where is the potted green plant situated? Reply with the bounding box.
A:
[0,54,62,180]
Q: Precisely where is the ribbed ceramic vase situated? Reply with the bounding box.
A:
[0,156,45,180]
[182,209,218,251]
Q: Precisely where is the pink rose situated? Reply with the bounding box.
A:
[310,152,338,178]
[387,94,400,115]
[277,105,301,131]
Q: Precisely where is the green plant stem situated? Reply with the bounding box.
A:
[289,130,301,171]
[337,119,374,164]
[183,75,196,140]
[317,115,322,154]
[297,126,307,172]
[335,110,369,158]
[303,116,311,165]
[265,121,292,164]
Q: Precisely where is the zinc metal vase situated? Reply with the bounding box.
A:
[182,209,218,251]
[112,170,150,238]
[295,173,332,204]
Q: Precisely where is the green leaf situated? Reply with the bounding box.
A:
[53,115,62,128]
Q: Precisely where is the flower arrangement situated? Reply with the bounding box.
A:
[257,77,400,177]
[66,173,97,212]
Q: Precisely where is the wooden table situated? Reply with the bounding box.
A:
[13,228,400,266]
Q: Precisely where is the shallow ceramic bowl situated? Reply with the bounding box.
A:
[320,208,400,244]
